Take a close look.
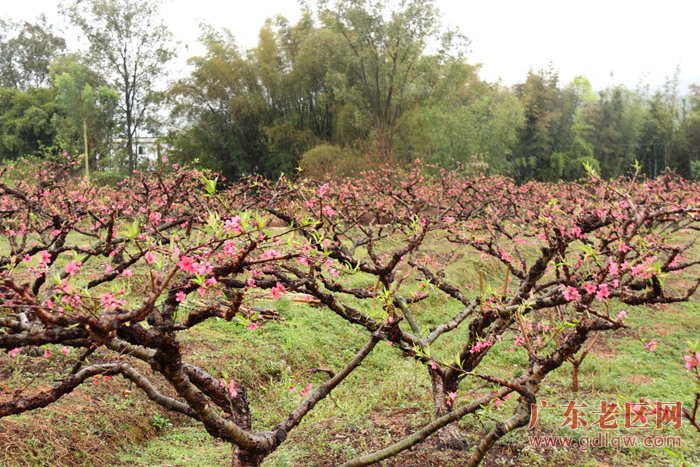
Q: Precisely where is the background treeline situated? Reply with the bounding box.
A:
[2,0,700,182]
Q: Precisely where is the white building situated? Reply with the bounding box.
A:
[110,137,168,163]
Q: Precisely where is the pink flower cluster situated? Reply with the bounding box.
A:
[561,285,581,302]
[271,282,286,300]
[469,338,494,354]
[685,351,700,372]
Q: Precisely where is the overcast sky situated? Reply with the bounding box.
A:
[4,0,699,91]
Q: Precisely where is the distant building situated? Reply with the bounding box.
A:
[133,137,164,162]
[110,136,169,163]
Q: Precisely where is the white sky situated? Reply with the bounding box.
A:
[3,0,699,91]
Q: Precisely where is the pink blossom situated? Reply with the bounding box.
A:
[498,248,514,263]
[596,283,610,301]
[609,261,620,276]
[447,391,457,407]
[561,285,581,302]
[618,242,630,253]
[122,269,133,278]
[616,310,627,321]
[177,256,197,274]
[645,340,658,352]
[317,183,330,198]
[104,264,114,274]
[684,352,700,371]
[227,380,238,398]
[584,282,597,294]
[39,250,51,266]
[149,212,162,225]
[224,216,242,235]
[469,338,494,354]
[61,346,71,356]
[271,282,286,300]
[175,291,187,302]
[8,348,20,358]
[43,349,52,359]
[569,226,583,239]
[247,323,259,331]
[64,260,82,277]
[196,261,213,275]
[261,249,280,260]
[301,383,313,397]
[223,240,238,256]
[144,251,157,264]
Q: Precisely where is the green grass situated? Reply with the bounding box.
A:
[2,231,699,466]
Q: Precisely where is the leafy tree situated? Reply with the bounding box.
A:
[63,0,175,172]
[170,17,335,179]
[686,84,700,179]
[0,87,62,160]
[636,70,693,178]
[396,63,523,173]
[638,90,674,178]
[51,58,119,177]
[319,0,466,160]
[169,28,270,179]
[583,86,645,178]
[0,15,66,90]
[511,68,578,181]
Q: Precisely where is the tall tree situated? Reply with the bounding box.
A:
[51,57,119,176]
[686,84,700,179]
[169,28,269,179]
[0,15,66,90]
[319,0,465,159]
[512,67,577,181]
[583,86,645,178]
[395,62,524,173]
[63,0,175,172]
[0,87,62,160]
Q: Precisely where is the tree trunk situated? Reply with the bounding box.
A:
[231,445,266,467]
[430,371,468,450]
[571,361,579,393]
[83,119,90,181]
[127,130,135,173]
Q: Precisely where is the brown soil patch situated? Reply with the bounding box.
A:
[625,374,653,385]
[591,339,619,359]
[0,376,162,467]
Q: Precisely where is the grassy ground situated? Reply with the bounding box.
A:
[1,235,698,466]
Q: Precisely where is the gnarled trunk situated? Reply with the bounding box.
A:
[430,370,468,450]
[231,445,266,467]
[571,361,580,392]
